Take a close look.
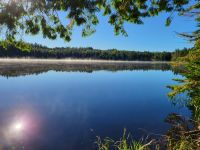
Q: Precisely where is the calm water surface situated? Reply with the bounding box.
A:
[0,63,188,150]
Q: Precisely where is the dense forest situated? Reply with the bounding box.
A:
[0,44,190,61]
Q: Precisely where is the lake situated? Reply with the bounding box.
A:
[0,62,189,150]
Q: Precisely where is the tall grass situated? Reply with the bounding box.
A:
[95,127,199,150]
[96,129,154,150]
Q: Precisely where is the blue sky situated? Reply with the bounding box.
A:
[24,12,196,52]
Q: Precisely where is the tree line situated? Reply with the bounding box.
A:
[0,44,190,61]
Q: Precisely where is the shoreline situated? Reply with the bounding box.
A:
[0,58,169,64]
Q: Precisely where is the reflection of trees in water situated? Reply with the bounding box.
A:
[0,62,171,77]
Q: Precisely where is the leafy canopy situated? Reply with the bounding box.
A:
[0,0,198,49]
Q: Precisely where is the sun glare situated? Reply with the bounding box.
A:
[11,121,25,133]
[14,122,23,131]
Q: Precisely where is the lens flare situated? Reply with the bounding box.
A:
[10,120,26,136]
[13,122,24,132]
[2,109,40,145]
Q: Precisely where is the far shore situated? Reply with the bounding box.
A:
[0,58,169,64]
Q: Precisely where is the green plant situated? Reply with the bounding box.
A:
[96,129,154,150]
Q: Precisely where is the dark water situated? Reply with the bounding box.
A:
[0,63,188,150]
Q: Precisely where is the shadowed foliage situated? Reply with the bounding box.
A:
[0,0,199,49]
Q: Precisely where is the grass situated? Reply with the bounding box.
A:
[166,137,195,150]
[96,129,154,150]
[95,127,199,150]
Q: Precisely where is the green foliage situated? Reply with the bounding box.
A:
[164,113,199,150]
[171,48,191,61]
[0,0,198,48]
[167,41,200,150]
[165,16,172,26]
[166,131,196,150]
[168,45,200,121]
[0,40,30,51]
[96,129,152,150]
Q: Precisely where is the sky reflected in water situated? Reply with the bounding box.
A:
[0,70,189,150]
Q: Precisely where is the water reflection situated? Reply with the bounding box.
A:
[0,62,171,77]
[0,62,188,149]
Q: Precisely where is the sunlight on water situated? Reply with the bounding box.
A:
[0,108,40,147]
[5,117,29,140]
[12,121,25,133]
